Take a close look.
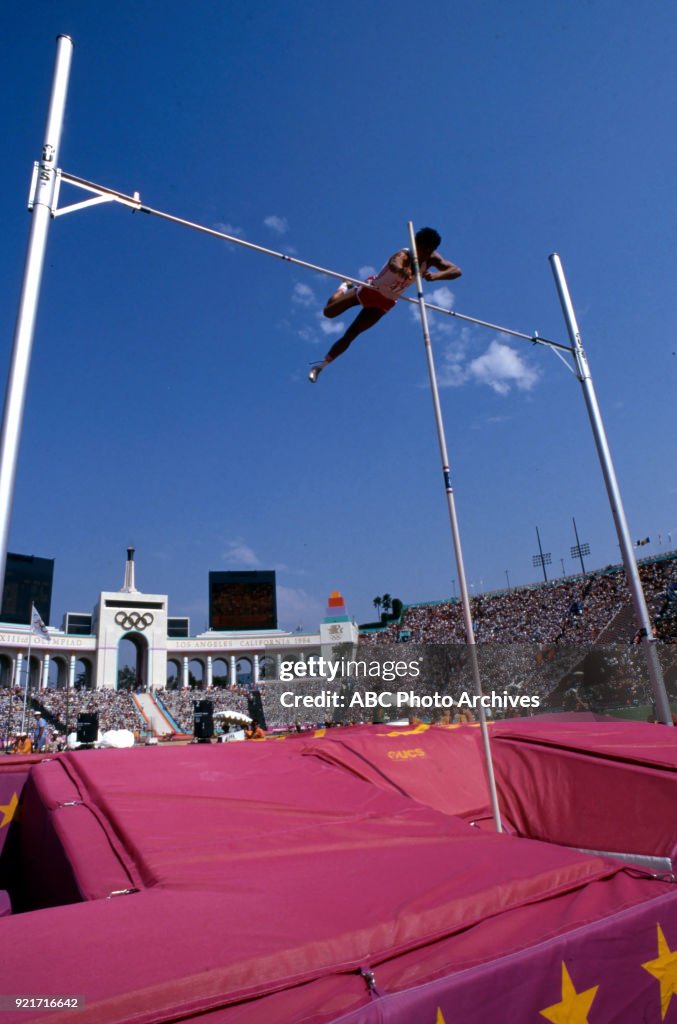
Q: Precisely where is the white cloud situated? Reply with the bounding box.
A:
[427,285,455,310]
[319,317,345,336]
[409,286,456,341]
[438,359,470,388]
[264,214,289,235]
[291,281,346,342]
[292,282,315,307]
[298,320,343,344]
[214,221,245,240]
[276,585,324,632]
[436,331,471,387]
[467,339,539,395]
[358,265,376,280]
[223,539,260,568]
[436,331,540,396]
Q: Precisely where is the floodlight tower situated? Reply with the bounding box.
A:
[532,527,552,584]
[570,517,590,576]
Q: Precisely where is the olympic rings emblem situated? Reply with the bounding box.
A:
[115,611,154,631]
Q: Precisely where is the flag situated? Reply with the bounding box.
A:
[635,537,650,547]
[31,604,50,640]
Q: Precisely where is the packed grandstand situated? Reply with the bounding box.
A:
[2,552,675,748]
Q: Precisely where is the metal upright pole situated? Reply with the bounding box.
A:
[572,517,587,576]
[407,221,502,831]
[549,253,672,725]
[21,620,33,735]
[0,35,73,592]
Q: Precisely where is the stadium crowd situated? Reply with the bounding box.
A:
[362,558,676,647]
[158,688,251,733]
[1,555,674,744]
[256,556,676,728]
[34,688,143,734]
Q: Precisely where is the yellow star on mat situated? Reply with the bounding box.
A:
[0,792,18,828]
[540,962,598,1023]
[642,924,677,1020]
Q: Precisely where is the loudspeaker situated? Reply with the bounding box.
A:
[76,712,98,745]
[193,699,214,740]
[247,690,267,731]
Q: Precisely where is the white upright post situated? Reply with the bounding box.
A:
[20,627,33,734]
[0,36,73,591]
[407,221,502,831]
[549,253,672,725]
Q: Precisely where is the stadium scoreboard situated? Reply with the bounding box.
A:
[209,571,277,631]
[1,551,54,626]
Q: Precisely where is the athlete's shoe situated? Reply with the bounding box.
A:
[308,363,323,383]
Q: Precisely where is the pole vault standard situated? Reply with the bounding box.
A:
[0,34,73,593]
[550,255,673,726]
[407,221,503,832]
[1,38,671,722]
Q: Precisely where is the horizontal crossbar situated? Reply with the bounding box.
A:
[57,170,573,355]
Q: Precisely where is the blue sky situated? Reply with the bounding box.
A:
[0,2,675,632]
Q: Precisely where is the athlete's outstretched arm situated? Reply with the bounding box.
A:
[423,254,462,281]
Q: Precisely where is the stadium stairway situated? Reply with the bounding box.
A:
[131,693,175,738]
[594,602,640,643]
[595,584,665,644]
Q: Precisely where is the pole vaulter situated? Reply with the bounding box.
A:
[0,36,671,729]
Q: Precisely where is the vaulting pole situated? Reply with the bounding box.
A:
[549,253,672,725]
[407,220,503,831]
[0,35,73,593]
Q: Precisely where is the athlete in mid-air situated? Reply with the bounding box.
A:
[308,227,461,383]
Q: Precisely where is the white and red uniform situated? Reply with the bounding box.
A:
[357,250,430,312]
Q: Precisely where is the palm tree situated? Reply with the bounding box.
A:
[381,593,392,616]
[117,666,136,691]
[373,596,382,618]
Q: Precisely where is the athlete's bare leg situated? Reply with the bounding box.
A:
[330,307,385,352]
[309,307,385,382]
[323,285,361,319]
